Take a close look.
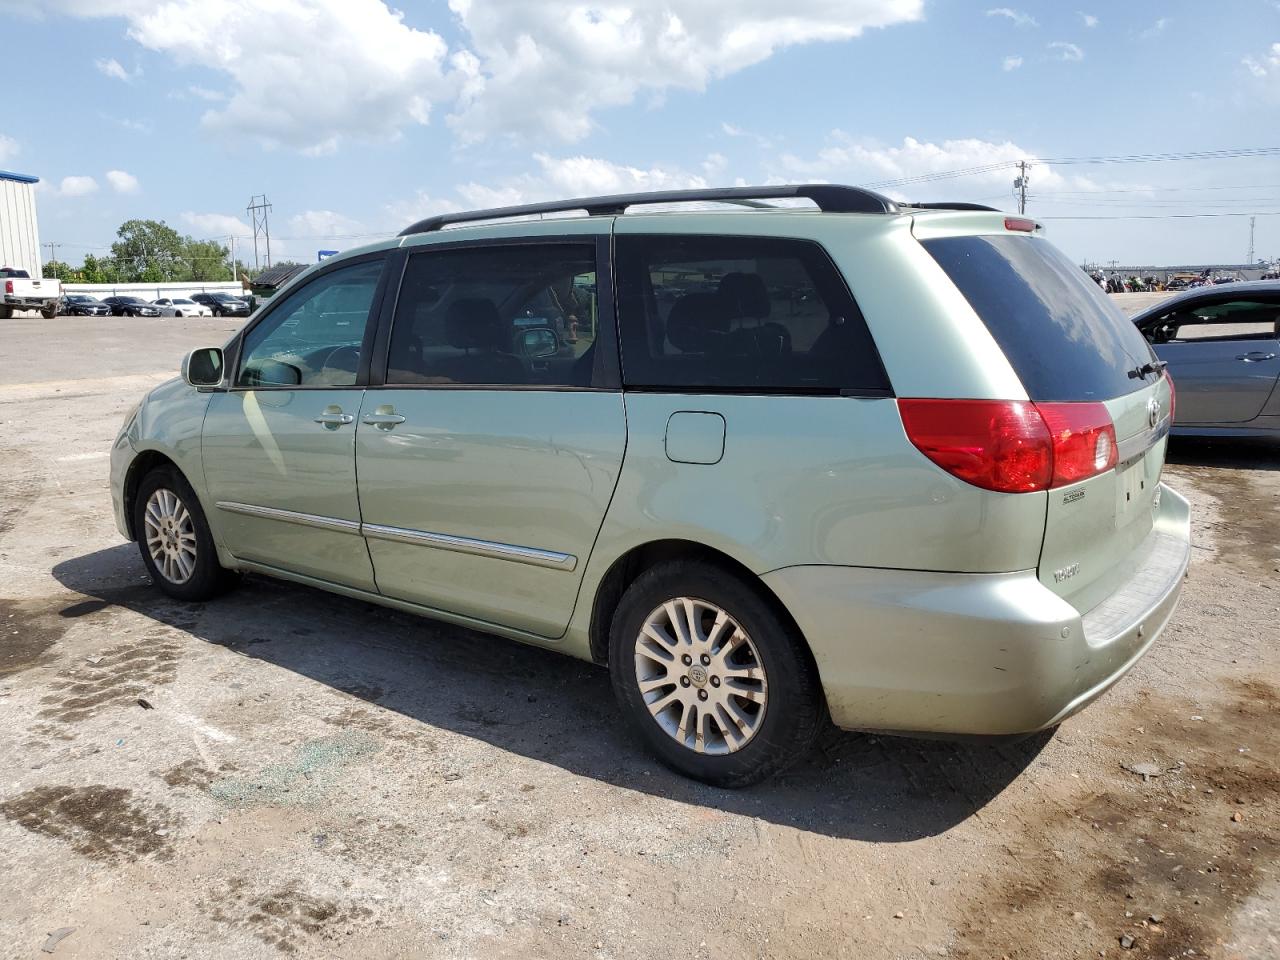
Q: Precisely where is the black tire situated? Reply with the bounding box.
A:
[608,559,824,787]
[41,306,57,319]
[213,308,223,317]
[132,465,239,602]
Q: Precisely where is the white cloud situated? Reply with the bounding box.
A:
[186,85,225,102]
[105,169,139,193]
[1140,18,1169,39]
[985,8,1037,27]
[776,134,1103,203]
[57,175,99,197]
[94,57,138,81]
[33,1,926,150]
[446,0,926,142]
[0,133,17,163]
[1048,41,1084,62]
[1080,12,1098,28]
[181,211,252,237]
[287,210,367,238]
[1242,41,1280,90]
[702,152,728,176]
[1002,55,1023,71]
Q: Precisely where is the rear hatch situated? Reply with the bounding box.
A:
[917,219,1174,613]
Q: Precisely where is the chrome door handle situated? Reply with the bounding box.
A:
[1236,352,1277,362]
[361,404,406,429]
[314,411,354,426]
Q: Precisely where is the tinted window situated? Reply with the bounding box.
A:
[1145,299,1279,343]
[386,244,598,387]
[237,259,383,388]
[615,235,888,393]
[923,235,1155,401]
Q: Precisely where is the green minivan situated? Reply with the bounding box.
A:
[111,185,1190,786]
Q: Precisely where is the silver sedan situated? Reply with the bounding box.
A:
[1132,280,1280,437]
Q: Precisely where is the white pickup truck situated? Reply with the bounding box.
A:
[1,267,62,319]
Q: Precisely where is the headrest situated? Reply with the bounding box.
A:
[718,272,770,319]
[666,292,728,353]
[445,298,505,351]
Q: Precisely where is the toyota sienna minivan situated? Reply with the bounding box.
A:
[111,184,1190,786]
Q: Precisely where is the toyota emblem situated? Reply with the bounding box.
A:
[1147,396,1161,428]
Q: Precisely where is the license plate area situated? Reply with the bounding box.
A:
[1115,455,1149,526]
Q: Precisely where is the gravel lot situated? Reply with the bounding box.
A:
[1,309,1277,960]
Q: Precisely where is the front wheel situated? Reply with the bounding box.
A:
[133,466,239,601]
[608,560,824,787]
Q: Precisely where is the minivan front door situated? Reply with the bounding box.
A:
[355,237,625,637]
[202,257,387,589]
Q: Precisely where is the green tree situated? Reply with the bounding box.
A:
[110,219,186,282]
[181,238,232,281]
[42,259,75,281]
[79,254,111,284]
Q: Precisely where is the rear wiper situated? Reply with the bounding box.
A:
[1127,360,1168,380]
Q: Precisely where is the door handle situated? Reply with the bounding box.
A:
[362,404,406,429]
[314,408,354,427]
[1236,352,1277,362]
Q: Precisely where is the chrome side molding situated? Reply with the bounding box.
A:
[362,522,577,571]
[216,501,577,572]
[216,501,362,535]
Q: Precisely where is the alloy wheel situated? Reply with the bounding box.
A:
[633,597,768,755]
[143,488,198,584]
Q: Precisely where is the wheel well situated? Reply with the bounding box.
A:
[587,539,811,670]
[122,450,179,540]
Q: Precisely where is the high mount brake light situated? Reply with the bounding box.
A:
[1003,217,1037,233]
[898,399,1117,494]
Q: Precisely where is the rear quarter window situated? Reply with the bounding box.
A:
[922,235,1155,402]
[615,234,889,394]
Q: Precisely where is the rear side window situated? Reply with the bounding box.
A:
[923,235,1156,401]
[615,235,889,394]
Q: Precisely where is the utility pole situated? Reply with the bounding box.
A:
[247,194,273,271]
[1014,160,1029,215]
[229,235,237,282]
[43,241,60,271]
[1247,215,1256,265]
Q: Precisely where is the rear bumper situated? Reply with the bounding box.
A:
[763,483,1191,736]
[3,295,58,308]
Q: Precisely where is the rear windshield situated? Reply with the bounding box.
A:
[922,235,1155,401]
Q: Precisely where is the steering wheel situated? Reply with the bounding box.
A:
[319,344,361,379]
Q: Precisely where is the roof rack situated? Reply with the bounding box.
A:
[902,202,1001,212]
[399,184,900,236]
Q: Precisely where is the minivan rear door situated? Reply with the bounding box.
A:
[919,225,1173,613]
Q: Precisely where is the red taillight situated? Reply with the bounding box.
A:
[1036,402,1117,486]
[1166,373,1176,424]
[899,399,1117,493]
[3,280,12,294]
[1004,217,1037,233]
[898,399,1052,493]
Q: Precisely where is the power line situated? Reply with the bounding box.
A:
[1039,211,1280,221]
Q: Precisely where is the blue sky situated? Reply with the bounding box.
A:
[3,0,1279,268]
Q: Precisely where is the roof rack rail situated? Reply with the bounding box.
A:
[902,202,1001,212]
[398,184,900,236]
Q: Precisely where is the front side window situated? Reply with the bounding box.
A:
[237,259,383,388]
[615,235,888,393]
[386,243,598,387]
[1145,299,1279,343]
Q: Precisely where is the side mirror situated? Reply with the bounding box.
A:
[518,326,561,359]
[182,347,224,388]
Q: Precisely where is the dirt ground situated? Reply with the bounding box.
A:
[1,312,1277,960]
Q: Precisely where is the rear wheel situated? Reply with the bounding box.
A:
[133,466,239,601]
[41,306,57,319]
[608,560,823,787]
[0,306,12,319]
[213,307,223,317]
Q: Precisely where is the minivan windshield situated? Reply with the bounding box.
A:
[922,235,1156,402]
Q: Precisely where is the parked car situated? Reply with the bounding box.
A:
[1131,279,1280,437]
[152,297,212,318]
[0,267,62,319]
[102,296,161,317]
[60,294,111,316]
[190,292,251,317]
[110,184,1190,786]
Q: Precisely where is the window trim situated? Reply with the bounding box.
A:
[370,234,621,392]
[613,233,893,398]
[227,250,393,392]
[1138,293,1280,345]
